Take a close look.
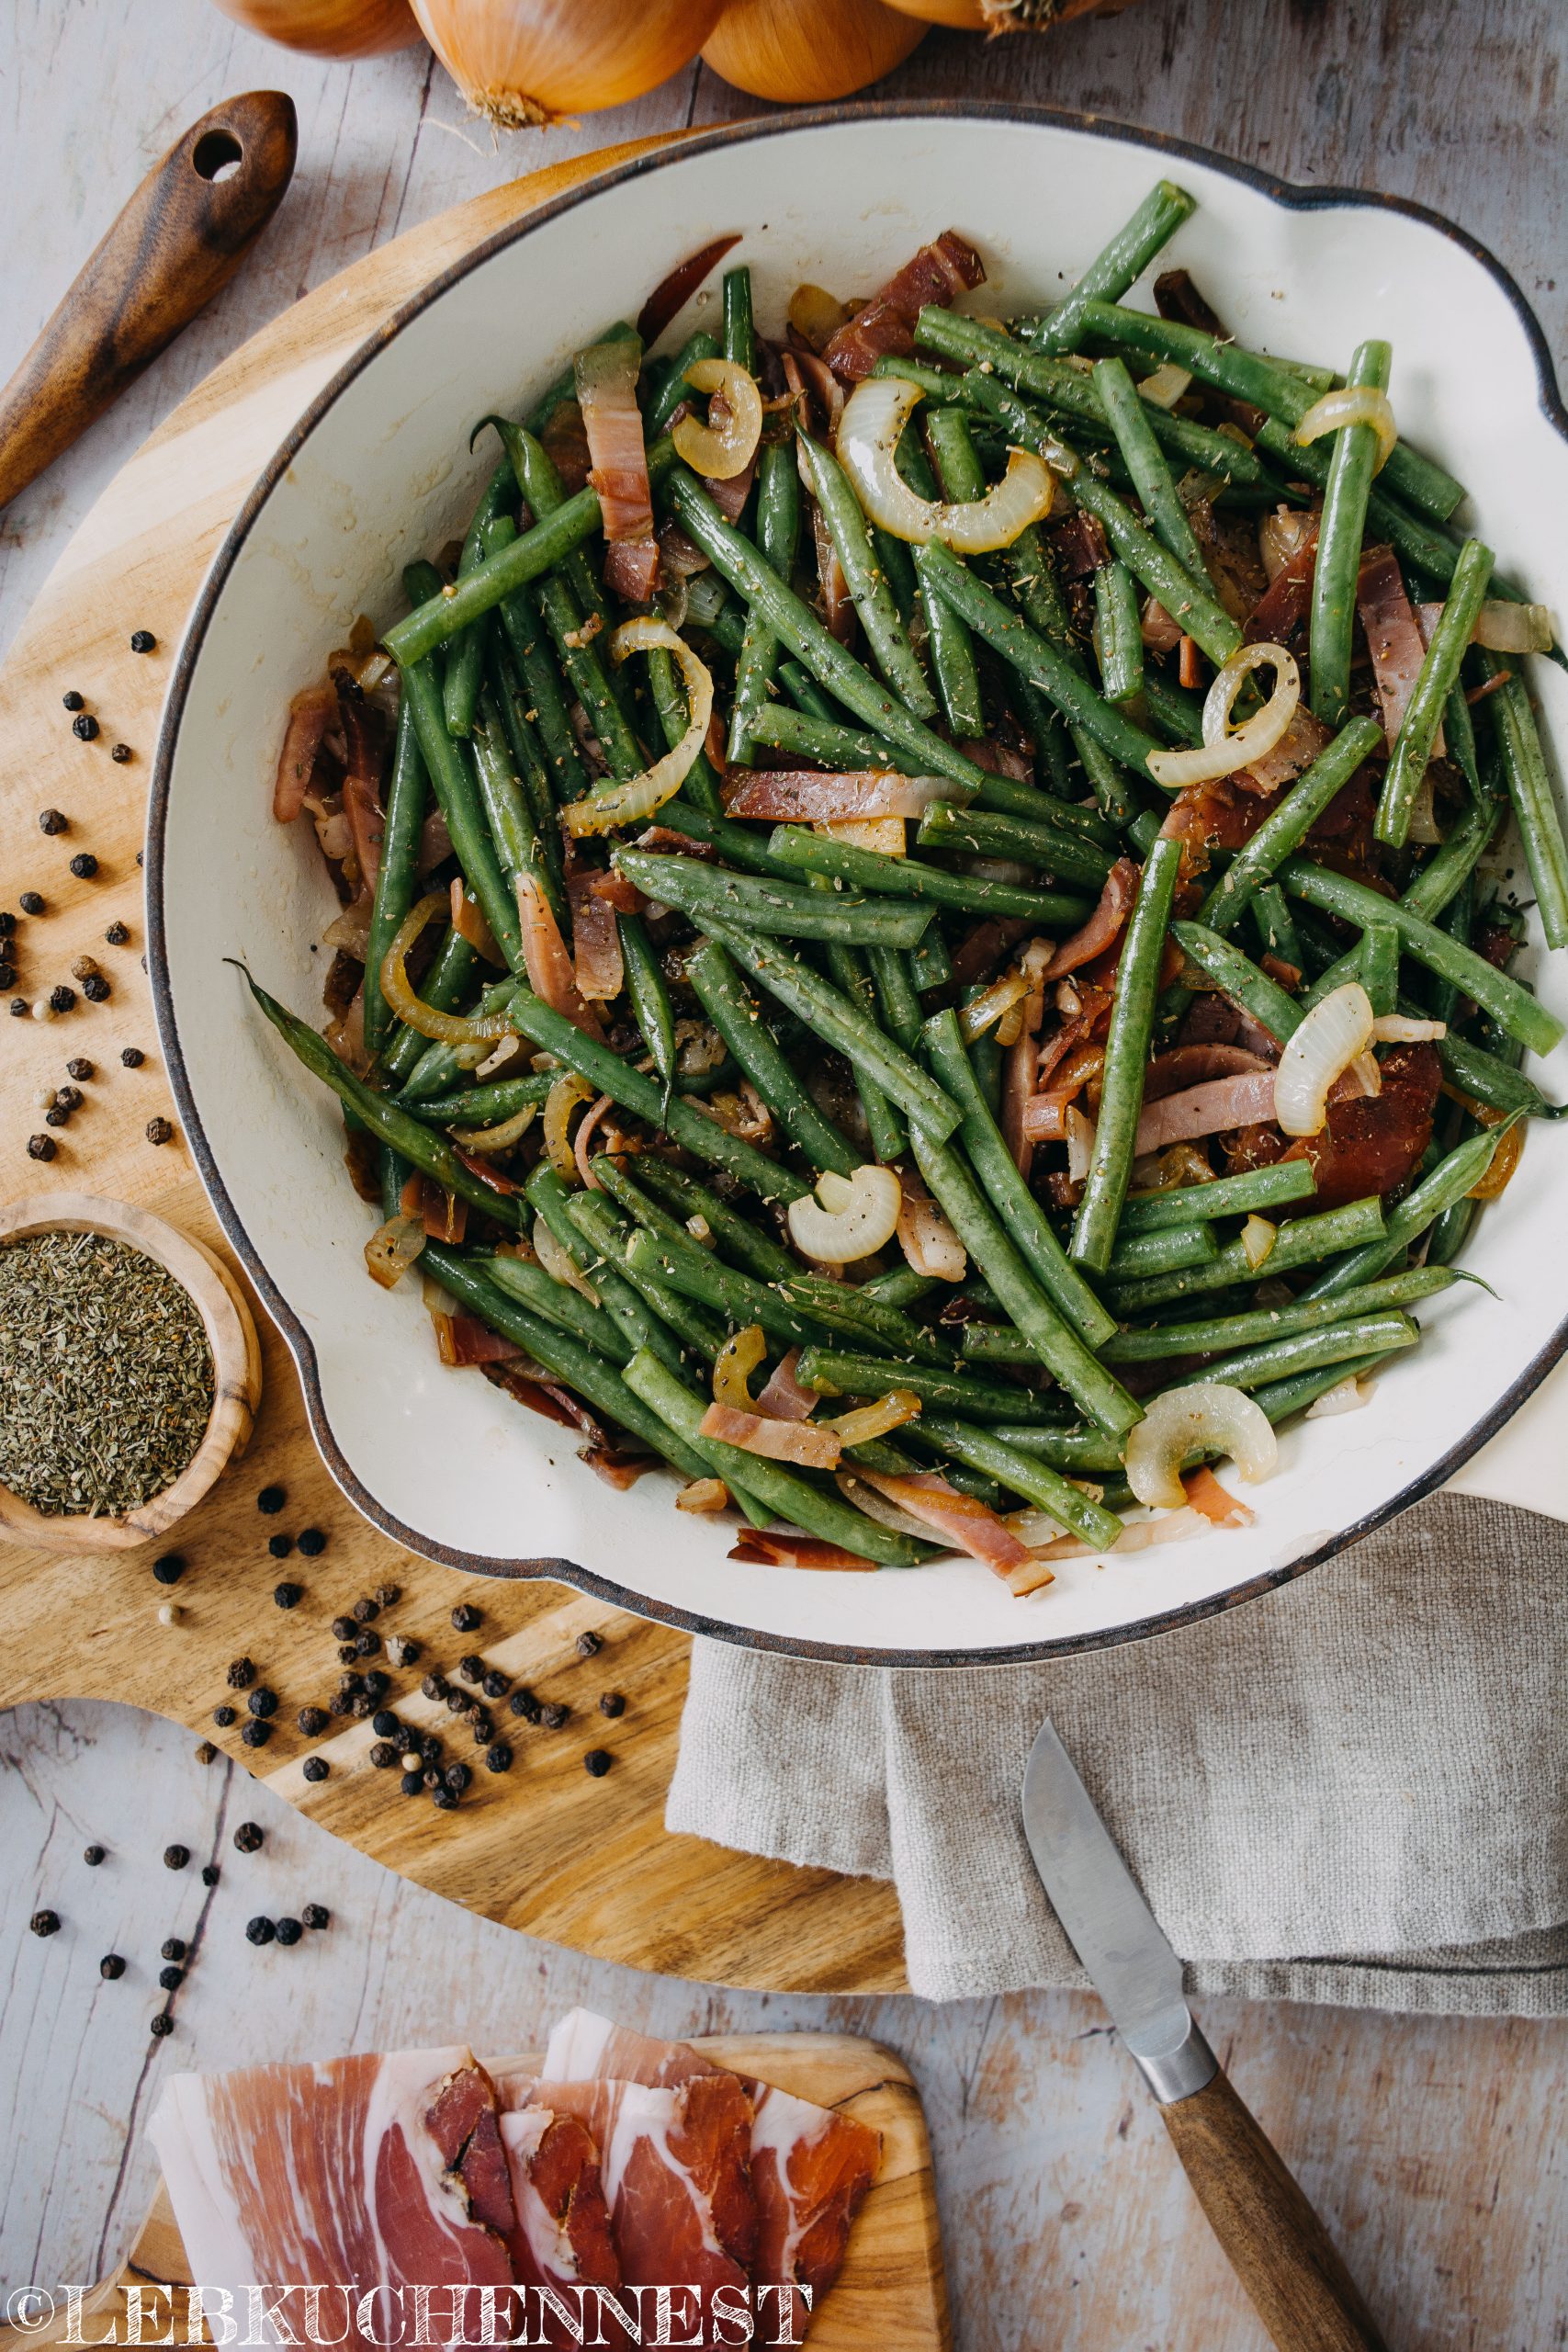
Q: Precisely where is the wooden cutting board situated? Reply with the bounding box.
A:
[0,139,908,1997]
[0,2034,948,2352]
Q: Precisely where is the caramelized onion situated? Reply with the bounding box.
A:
[380,893,517,1043]
[713,1324,768,1413]
[450,1101,538,1153]
[671,356,763,481]
[364,1212,425,1290]
[1147,640,1302,790]
[543,1071,594,1180]
[564,621,712,836]
[836,376,1054,551]
[1294,384,1398,471]
[1274,982,1375,1137]
[828,1388,922,1446]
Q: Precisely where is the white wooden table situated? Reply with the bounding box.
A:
[4,5,1568,2346]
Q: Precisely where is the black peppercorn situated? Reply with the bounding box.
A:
[451,1603,481,1633]
[152,1554,185,1586]
[163,1845,189,1871]
[241,1720,271,1748]
[338,1671,366,1696]
[82,973,110,1001]
[302,1756,329,1784]
[470,1719,494,1748]
[348,1694,372,1719]
[446,1689,468,1714]
[360,1668,389,1699]
[226,1657,255,1690]
[332,1616,355,1641]
[598,1691,626,1719]
[69,854,99,880]
[433,1788,458,1811]
[302,1904,330,1930]
[375,1582,400,1607]
[419,1732,443,1763]
[372,1709,399,1738]
[105,921,129,946]
[145,1116,174,1145]
[30,1909,61,1937]
[583,1748,614,1778]
[83,1844,106,1867]
[388,1636,420,1668]
[10,999,28,1019]
[328,1694,350,1718]
[369,1740,398,1769]
[576,1631,604,1659]
[213,1704,236,1728]
[422,1673,450,1702]
[0,961,17,989]
[20,891,45,915]
[541,1702,570,1730]
[422,1765,442,1792]
[72,712,99,741]
[247,1687,277,1719]
[400,1770,423,1797]
[257,1485,287,1514]
[99,1953,126,1980]
[267,1532,293,1559]
[233,1822,264,1854]
[351,1596,378,1623]
[481,1669,511,1700]
[27,1135,56,1160]
[335,1644,357,1666]
[297,1705,328,1736]
[120,1045,144,1067]
[44,1107,69,1128]
[150,2012,174,2039]
[66,1057,94,1080]
[510,1689,542,1724]
[49,985,76,1013]
[297,1527,327,1556]
[355,1630,380,1657]
[162,1938,187,1963]
[458,1654,483,1683]
[445,1761,473,1794]
[273,1582,303,1610]
[275,1917,303,1947]
[484,1744,513,1774]
[201,1865,220,1887]
[0,913,12,940]
[39,808,68,835]
[244,1917,275,1947]
[130,630,156,654]
[111,743,132,765]
[159,1964,184,1992]
[62,691,85,712]
[193,1741,217,1767]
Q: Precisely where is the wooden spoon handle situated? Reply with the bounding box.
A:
[0,91,297,510]
[1160,2064,1389,2352]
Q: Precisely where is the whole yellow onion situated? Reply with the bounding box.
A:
[701,0,927,102]
[412,0,724,128]
[210,0,423,55]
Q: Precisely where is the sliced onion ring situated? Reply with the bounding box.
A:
[1371,1013,1447,1044]
[532,1214,598,1303]
[828,1389,922,1447]
[450,1101,538,1154]
[1125,1385,1279,1510]
[713,1324,768,1414]
[563,620,713,838]
[833,1474,936,1544]
[671,357,763,482]
[1136,361,1193,411]
[1147,640,1302,789]
[1471,600,1555,654]
[364,1212,425,1291]
[543,1071,594,1180]
[835,377,1055,553]
[1274,982,1375,1138]
[959,969,1029,1042]
[379,892,518,1044]
[1293,385,1398,472]
[787,1165,902,1264]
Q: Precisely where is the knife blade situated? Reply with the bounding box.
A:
[1021,1716,1389,2352]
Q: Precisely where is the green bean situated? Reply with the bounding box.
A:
[915,413,991,740]
[1425,1195,1477,1268]
[1032,182,1197,356]
[912,1416,1124,1548]
[238,968,526,1230]
[483,1244,634,1363]
[397,1073,555,1125]
[611,1155,797,1281]
[977,1422,1131,1476]
[443,461,513,739]
[1377,540,1495,847]
[1166,1309,1421,1394]
[402,557,444,612]
[916,802,1114,892]
[743,702,927,779]
[820,937,908,1164]
[363,698,429,1056]
[565,1190,729,1366]
[647,330,722,435]
[1142,666,1205,747]
[1437,1025,1560,1120]
[381,933,482,1091]
[647,795,796,879]
[622,1350,935,1566]
[486,528,591,806]
[699,915,963,1141]
[922,1008,1118,1350]
[779,659,846,724]
[728,442,801,766]
[525,1165,690,1372]
[1300,1123,1518,1296]
[1072,835,1181,1272]
[1171,920,1303,1043]
[1195,718,1384,937]
[615,846,933,950]
[1249,885,1305,973]
[1480,657,1568,950]
[1093,357,1208,577]
[1248,1344,1409,1426]
[1092,559,1145,707]
[1358,923,1399,1018]
[1103,1224,1219,1280]
[1116,1159,1317,1233]
[795,1348,1063,1426]
[618,911,678,1098]
[537,579,647,788]
[909,928,953,992]
[623,1227,833,1355]
[1309,341,1391,726]
[867,944,926,1051]
[504,989,809,1204]
[1100,1267,1460,1361]
[721,264,756,375]
[916,538,1167,775]
[470,684,550,909]
[1401,796,1500,927]
[488,642,569,918]
[646,644,721,820]
[1279,858,1563,1056]
[915,311,1269,487]
[1107,1196,1388,1314]
[686,938,860,1176]
[765,821,1090,929]
[1076,300,1466,523]
[400,661,525,971]
[385,485,606,668]
[959,981,1004,1118]
[661,462,992,799]
[859,1265,941,1308]
[798,435,937,718]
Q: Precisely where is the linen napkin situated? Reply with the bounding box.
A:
[667,1491,1568,2011]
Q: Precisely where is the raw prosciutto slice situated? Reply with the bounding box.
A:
[499,2106,620,2350]
[149,2049,517,2352]
[823,231,985,379]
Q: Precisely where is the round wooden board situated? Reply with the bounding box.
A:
[0,139,908,1997]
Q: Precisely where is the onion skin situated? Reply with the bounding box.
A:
[701,0,927,102]
[881,0,1127,18]
[412,0,722,128]
[213,0,422,54]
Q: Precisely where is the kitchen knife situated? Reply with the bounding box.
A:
[1022,1718,1389,2352]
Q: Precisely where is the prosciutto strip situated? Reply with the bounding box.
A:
[1184,1464,1255,1527]
[149,2050,517,2352]
[517,873,605,1039]
[1144,1044,1273,1099]
[577,338,659,605]
[1243,518,1319,644]
[1236,702,1335,796]
[1358,546,1428,751]
[1132,1069,1280,1156]
[498,2108,620,2351]
[451,876,504,966]
[332,669,387,888]
[730,1532,878,1570]
[567,868,625,1001]
[859,1470,1031,1575]
[726,769,948,822]
[1043,857,1139,979]
[756,1349,821,1421]
[823,231,986,379]
[272,681,336,822]
[637,232,741,348]
[701,1400,842,1468]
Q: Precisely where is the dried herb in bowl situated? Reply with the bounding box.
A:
[0,1231,214,1516]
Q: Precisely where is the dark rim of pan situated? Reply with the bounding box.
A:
[146,101,1568,1670]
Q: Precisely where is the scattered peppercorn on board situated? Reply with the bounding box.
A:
[0,2035,948,2352]
[0,137,912,1998]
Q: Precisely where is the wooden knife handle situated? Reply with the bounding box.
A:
[0,91,297,509]
[1160,2065,1389,2352]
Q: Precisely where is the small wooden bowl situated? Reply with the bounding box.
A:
[0,1193,262,1552]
